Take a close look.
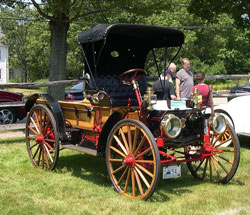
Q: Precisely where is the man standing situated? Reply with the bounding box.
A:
[176,58,193,100]
[160,63,177,83]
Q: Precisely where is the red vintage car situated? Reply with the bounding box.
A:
[0,90,26,124]
[25,24,240,200]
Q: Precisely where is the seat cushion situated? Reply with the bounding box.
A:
[88,74,147,106]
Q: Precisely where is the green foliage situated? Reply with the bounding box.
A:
[0,6,50,82]
[0,0,249,83]
[188,0,250,28]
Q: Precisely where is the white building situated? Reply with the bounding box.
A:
[0,29,9,84]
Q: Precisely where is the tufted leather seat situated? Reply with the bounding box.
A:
[87,74,147,106]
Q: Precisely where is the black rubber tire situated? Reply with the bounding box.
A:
[0,107,17,124]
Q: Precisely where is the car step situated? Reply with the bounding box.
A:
[61,144,97,156]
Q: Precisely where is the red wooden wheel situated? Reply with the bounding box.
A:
[185,124,240,183]
[26,104,59,170]
[106,119,160,200]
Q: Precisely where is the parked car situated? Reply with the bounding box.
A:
[0,90,27,124]
[215,95,250,137]
[228,83,250,101]
[65,82,83,100]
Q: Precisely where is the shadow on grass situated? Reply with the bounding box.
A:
[238,135,250,149]
[55,152,110,187]
[55,151,245,202]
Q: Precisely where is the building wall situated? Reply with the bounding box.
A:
[0,43,9,84]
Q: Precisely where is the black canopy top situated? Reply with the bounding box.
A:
[78,24,184,76]
[78,23,184,48]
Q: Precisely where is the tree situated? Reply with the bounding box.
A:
[28,0,172,99]
[143,0,250,76]
[188,0,250,28]
[0,6,50,82]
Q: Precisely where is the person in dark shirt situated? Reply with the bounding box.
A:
[153,70,176,100]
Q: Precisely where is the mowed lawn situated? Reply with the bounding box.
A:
[0,136,250,215]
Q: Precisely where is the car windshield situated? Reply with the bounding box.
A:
[71,82,83,90]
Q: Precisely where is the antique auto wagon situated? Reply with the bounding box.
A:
[25,24,240,200]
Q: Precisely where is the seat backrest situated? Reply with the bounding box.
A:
[87,74,147,106]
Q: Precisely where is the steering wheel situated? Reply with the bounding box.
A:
[118,68,146,84]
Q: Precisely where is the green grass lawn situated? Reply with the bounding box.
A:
[0,137,250,215]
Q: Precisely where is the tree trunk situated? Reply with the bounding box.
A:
[47,19,69,100]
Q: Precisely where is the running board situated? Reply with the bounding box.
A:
[61,144,97,156]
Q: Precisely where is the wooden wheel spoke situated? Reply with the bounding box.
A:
[42,147,44,169]
[210,134,215,146]
[30,117,40,134]
[127,125,132,152]
[132,128,138,153]
[43,121,50,133]
[119,128,130,154]
[44,148,50,169]
[214,138,232,148]
[135,163,153,178]
[28,125,39,136]
[118,167,128,185]
[44,144,54,163]
[42,111,47,127]
[29,142,39,150]
[109,158,123,162]
[221,149,234,152]
[135,160,154,164]
[209,158,213,182]
[44,139,56,143]
[32,144,40,160]
[112,164,125,175]
[124,168,131,193]
[131,168,136,197]
[194,159,205,173]
[34,111,41,132]
[135,147,151,160]
[135,166,150,188]
[212,133,223,147]
[114,135,128,155]
[133,169,144,195]
[28,136,36,140]
[110,146,126,158]
[221,135,224,142]
[133,136,146,156]
[202,158,208,180]
[43,129,55,139]
[37,146,42,166]
[215,154,233,164]
[211,157,221,180]
[212,155,229,174]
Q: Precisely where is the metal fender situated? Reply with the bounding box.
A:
[25,93,66,137]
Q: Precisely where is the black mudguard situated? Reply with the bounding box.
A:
[25,93,67,141]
